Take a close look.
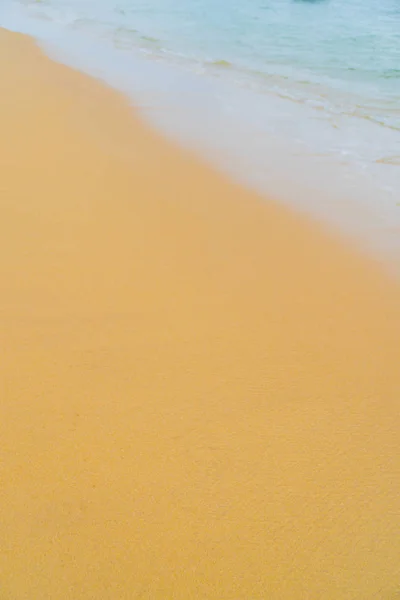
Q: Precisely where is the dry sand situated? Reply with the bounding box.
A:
[1,28,400,599]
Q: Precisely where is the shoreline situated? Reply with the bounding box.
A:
[2,5,400,271]
[1,28,400,599]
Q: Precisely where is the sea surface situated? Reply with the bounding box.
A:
[1,0,400,264]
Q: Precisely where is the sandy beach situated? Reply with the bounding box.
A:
[1,28,400,599]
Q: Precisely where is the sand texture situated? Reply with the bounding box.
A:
[1,29,400,599]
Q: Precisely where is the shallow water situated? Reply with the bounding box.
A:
[9,0,400,111]
[1,0,400,265]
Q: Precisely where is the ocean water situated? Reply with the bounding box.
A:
[1,0,400,264]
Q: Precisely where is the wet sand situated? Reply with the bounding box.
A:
[1,28,400,599]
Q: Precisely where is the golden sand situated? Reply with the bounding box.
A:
[0,28,399,599]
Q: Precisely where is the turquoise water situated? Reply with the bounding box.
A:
[1,0,400,264]
[5,0,400,127]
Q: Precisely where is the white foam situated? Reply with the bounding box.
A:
[1,0,399,270]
